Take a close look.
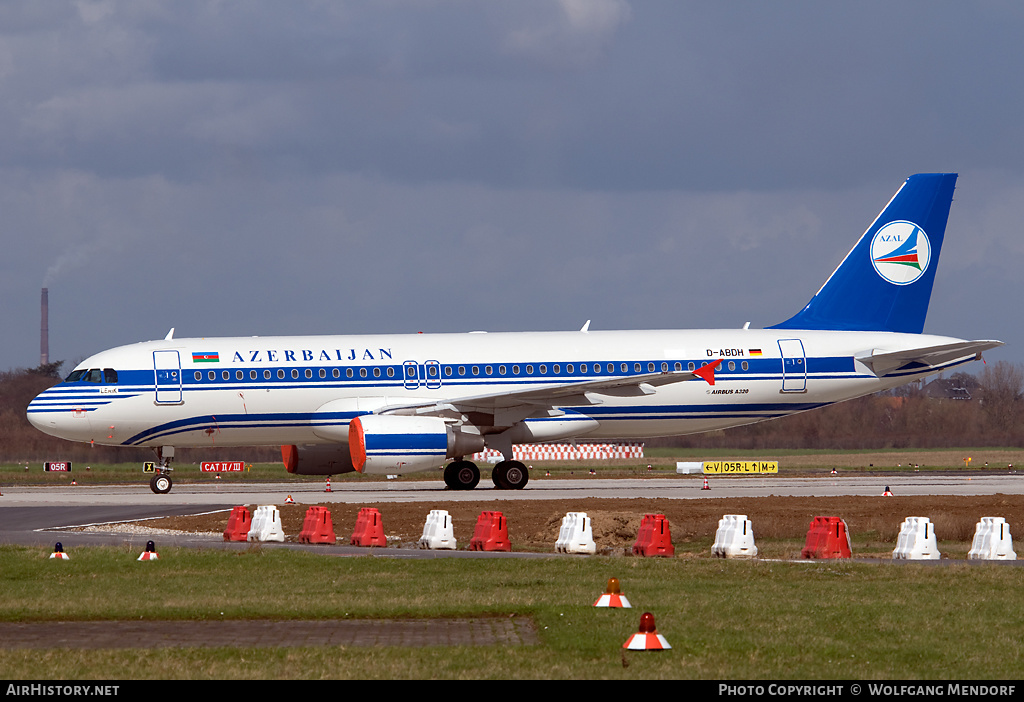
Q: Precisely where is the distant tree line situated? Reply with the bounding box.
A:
[2,360,1022,464]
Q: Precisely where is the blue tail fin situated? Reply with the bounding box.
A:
[769,173,957,334]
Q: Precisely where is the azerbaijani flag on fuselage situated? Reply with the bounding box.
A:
[192,352,219,363]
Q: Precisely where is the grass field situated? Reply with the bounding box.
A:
[1,544,1022,680]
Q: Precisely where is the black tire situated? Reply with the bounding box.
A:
[493,460,529,490]
[150,473,172,495]
[444,460,480,490]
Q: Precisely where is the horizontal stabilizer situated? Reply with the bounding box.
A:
[856,340,1003,376]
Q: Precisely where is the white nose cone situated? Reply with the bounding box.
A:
[27,391,93,441]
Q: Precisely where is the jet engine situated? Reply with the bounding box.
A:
[282,444,357,475]
[349,414,484,474]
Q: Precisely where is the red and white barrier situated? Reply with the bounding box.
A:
[471,442,644,462]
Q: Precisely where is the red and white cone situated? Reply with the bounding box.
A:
[623,612,671,651]
[137,540,159,561]
[882,486,893,496]
[49,542,69,560]
[702,477,710,490]
[325,478,332,493]
[594,577,632,608]
[285,495,295,504]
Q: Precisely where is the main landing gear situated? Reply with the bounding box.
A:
[150,446,174,495]
[492,460,529,490]
[443,459,530,490]
[444,460,480,490]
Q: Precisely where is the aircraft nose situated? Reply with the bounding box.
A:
[26,389,93,440]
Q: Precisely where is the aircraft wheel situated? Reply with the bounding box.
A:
[493,460,529,490]
[150,473,173,495]
[444,460,480,490]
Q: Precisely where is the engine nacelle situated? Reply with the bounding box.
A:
[348,415,483,474]
[282,444,357,475]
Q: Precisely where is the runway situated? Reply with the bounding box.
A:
[3,472,1022,508]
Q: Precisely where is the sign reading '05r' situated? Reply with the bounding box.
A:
[44,462,72,472]
[201,462,245,472]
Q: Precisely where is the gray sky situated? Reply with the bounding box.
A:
[3,1,1022,373]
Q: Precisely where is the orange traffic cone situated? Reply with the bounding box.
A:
[285,495,295,504]
[325,478,332,493]
[49,542,69,560]
[594,578,632,608]
[702,477,710,490]
[622,612,671,651]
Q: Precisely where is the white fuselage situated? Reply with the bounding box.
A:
[27,328,976,457]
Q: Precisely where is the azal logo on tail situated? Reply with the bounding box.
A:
[870,221,931,286]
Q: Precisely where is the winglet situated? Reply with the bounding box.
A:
[693,359,722,386]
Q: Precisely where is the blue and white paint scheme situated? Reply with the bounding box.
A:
[28,174,1002,493]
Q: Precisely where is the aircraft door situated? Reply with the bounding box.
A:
[404,360,443,390]
[154,350,183,404]
[403,361,420,390]
[424,360,441,389]
[778,339,807,393]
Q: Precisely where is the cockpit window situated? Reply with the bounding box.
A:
[65,368,118,383]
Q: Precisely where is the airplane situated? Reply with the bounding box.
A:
[27,173,1002,494]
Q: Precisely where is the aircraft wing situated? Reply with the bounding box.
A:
[856,340,1003,377]
[374,361,721,427]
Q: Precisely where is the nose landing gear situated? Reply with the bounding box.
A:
[149,446,175,494]
[150,472,173,494]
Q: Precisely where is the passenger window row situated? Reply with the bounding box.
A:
[185,359,754,383]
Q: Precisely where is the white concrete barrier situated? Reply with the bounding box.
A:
[555,512,596,555]
[892,516,940,560]
[248,505,285,542]
[712,514,758,559]
[968,517,1017,561]
[418,509,457,550]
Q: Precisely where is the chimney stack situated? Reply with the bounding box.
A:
[40,287,49,366]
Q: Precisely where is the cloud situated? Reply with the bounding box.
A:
[504,0,632,67]
[1,2,1022,372]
